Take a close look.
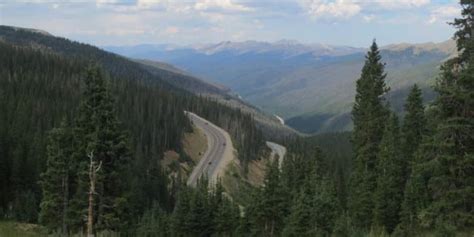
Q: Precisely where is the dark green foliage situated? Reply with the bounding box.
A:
[349,40,389,229]
[398,136,434,233]
[0,26,265,232]
[282,189,314,236]
[400,1,474,232]
[0,43,83,220]
[332,212,355,237]
[214,198,240,235]
[249,159,287,236]
[373,113,404,233]
[170,179,240,236]
[0,41,186,221]
[136,203,170,237]
[452,0,474,63]
[401,84,426,166]
[396,85,428,234]
[260,159,287,235]
[71,66,133,231]
[39,120,74,233]
[241,140,342,236]
[312,177,341,235]
[37,66,134,233]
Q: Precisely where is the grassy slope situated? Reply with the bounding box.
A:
[0,221,47,237]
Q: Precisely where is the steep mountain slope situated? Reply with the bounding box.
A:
[0,25,277,223]
[0,26,227,96]
[106,40,456,133]
[0,25,296,137]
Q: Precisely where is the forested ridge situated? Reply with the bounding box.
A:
[0,26,265,234]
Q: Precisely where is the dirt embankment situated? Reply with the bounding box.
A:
[162,125,208,179]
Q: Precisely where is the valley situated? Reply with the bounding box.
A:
[107,39,455,133]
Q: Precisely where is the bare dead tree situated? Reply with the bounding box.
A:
[87,151,102,237]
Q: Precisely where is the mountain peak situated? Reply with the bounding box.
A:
[383,39,456,57]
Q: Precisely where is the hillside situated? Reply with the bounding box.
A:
[0,25,270,229]
[134,58,299,138]
[0,26,228,96]
[106,40,455,133]
[0,25,296,137]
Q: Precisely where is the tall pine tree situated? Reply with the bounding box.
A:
[373,113,404,233]
[254,159,287,236]
[349,40,389,229]
[401,84,426,178]
[401,0,474,231]
[69,65,132,232]
[39,120,74,233]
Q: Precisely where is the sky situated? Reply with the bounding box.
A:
[0,0,462,47]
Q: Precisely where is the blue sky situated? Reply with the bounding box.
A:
[0,0,461,47]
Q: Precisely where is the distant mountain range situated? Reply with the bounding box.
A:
[105,39,457,133]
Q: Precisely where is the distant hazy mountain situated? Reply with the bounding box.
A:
[106,39,456,133]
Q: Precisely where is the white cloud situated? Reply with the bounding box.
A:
[164,26,179,34]
[428,5,460,24]
[375,0,430,9]
[363,14,375,22]
[105,28,145,36]
[93,0,250,13]
[136,0,156,9]
[195,0,253,12]
[302,0,361,19]
[96,0,118,8]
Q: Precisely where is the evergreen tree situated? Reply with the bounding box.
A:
[373,113,404,233]
[349,40,389,229]
[401,84,426,177]
[214,197,240,236]
[282,189,313,237]
[254,159,287,236]
[396,85,427,235]
[39,120,74,233]
[187,178,213,236]
[136,203,170,237]
[397,151,431,233]
[311,177,341,235]
[69,66,132,232]
[171,187,192,235]
[401,0,474,231]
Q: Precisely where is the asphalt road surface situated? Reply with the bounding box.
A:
[266,141,287,168]
[186,112,234,187]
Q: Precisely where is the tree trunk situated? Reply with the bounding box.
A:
[62,175,68,235]
[270,219,275,237]
[97,184,104,228]
[87,152,101,237]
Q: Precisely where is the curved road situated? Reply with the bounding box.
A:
[186,112,234,187]
[266,141,287,168]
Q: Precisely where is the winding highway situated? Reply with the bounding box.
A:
[266,141,287,168]
[186,112,234,187]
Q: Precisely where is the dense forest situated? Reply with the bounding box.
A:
[1,0,473,236]
[121,2,473,235]
[236,2,473,235]
[0,26,264,234]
